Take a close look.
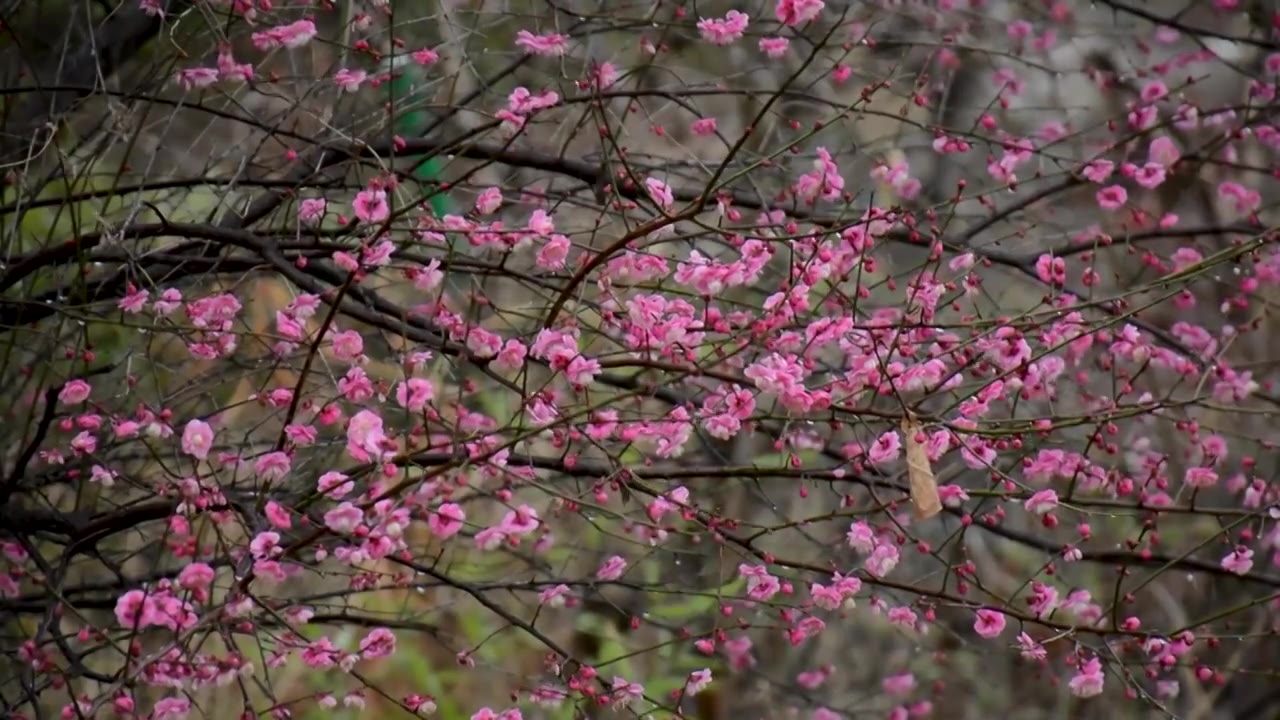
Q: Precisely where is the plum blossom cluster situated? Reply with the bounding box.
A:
[26,196,1280,713]
[10,2,1280,719]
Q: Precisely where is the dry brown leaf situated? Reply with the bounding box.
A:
[902,415,941,520]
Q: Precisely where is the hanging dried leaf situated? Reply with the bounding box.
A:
[902,415,941,520]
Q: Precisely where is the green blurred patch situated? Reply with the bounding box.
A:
[752,449,823,470]
[3,174,234,248]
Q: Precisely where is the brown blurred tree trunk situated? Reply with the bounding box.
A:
[0,0,179,168]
